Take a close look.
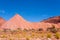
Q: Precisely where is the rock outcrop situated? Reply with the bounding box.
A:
[42,16,60,24]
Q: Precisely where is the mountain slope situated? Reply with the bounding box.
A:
[42,16,60,24]
[31,16,60,30]
[0,17,6,26]
[1,14,32,30]
[1,15,60,30]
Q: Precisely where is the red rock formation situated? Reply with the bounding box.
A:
[1,14,33,30]
[42,16,60,24]
[1,14,60,30]
[31,16,60,30]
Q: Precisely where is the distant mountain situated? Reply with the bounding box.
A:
[42,16,60,24]
[1,14,60,30]
[40,16,60,29]
[31,16,60,30]
[1,14,32,30]
[0,17,6,26]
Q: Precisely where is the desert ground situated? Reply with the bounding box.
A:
[0,26,60,40]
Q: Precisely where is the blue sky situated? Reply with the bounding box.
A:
[0,0,60,22]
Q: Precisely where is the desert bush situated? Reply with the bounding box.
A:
[26,38,29,40]
[23,29,28,32]
[47,33,52,38]
[31,29,35,32]
[17,28,21,32]
[40,33,45,38]
[38,28,43,31]
[55,32,60,39]
[47,25,57,33]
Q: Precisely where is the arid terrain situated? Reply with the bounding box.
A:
[0,14,60,40]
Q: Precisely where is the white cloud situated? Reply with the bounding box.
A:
[0,10,5,13]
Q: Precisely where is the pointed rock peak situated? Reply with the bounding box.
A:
[9,13,27,22]
[14,13,23,18]
[15,13,20,16]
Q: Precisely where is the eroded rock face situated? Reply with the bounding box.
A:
[42,16,60,24]
[0,17,6,26]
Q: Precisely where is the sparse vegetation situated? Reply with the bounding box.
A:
[47,25,57,33]
[38,28,43,31]
[0,27,60,40]
[47,33,52,38]
[55,32,60,39]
